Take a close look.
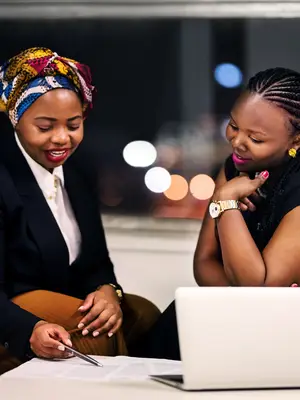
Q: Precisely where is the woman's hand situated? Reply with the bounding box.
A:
[238,189,264,212]
[77,285,123,338]
[30,321,73,359]
[215,171,269,204]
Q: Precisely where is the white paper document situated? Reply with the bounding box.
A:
[2,356,182,382]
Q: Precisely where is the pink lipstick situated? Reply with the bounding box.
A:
[232,153,252,166]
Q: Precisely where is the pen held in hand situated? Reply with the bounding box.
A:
[61,343,103,367]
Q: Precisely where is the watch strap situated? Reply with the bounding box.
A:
[209,199,240,219]
[218,200,240,213]
[108,283,123,303]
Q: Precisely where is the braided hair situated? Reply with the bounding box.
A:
[246,67,300,246]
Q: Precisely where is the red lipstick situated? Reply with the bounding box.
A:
[45,149,70,164]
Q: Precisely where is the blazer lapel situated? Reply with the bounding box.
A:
[3,139,70,288]
[63,163,91,262]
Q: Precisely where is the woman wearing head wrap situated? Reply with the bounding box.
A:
[0,48,160,373]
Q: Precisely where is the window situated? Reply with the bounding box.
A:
[0,17,298,219]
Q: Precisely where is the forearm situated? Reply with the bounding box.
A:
[83,263,119,295]
[194,257,231,287]
[217,210,266,286]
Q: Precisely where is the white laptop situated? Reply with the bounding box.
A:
[151,286,300,391]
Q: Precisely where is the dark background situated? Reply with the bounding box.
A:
[0,18,297,218]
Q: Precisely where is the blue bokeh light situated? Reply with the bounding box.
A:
[214,63,243,88]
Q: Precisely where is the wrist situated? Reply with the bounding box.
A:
[96,284,123,304]
[209,199,240,219]
[33,320,47,331]
[214,189,238,201]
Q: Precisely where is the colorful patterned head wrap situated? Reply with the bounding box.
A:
[0,47,95,127]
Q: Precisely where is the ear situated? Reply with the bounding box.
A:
[292,133,300,150]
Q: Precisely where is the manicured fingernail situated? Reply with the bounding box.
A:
[291,283,298,287]
[260,171,269,179]
[78,306,84,311]
[82,329,89,336]
[93,331,100,337]
[67,339,72,347]
[78,323,84,329]
[108,332,113,338]
[58,345,65,351]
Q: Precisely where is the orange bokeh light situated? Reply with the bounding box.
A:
[164,174,189,201]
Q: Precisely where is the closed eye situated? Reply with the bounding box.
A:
[38,127,52,133]
[229,123,238,131]
[68,126,80,131]
[250,137,263,144]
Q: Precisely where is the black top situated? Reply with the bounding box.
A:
[224,155,300,251]
[0,133,120,361]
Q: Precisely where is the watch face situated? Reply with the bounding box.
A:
[209,202,220,219]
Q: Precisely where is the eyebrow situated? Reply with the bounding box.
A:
[248,128,267,137]
[229,114,267,136]
[34,115,82,122]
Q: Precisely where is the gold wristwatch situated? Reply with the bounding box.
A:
[209,200,240,219]
[109,283,123,303]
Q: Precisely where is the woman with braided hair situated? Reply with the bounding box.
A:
[136,67,300,360]
[0,47,160,373]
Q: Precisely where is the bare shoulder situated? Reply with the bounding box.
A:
[268,206,300,238]
[263,206,300,285]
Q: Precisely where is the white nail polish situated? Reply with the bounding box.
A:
[82,329,89,336]
[93,331,100,337]
[108,332,113,338]
[67,339,72,347]
[78,323,84,329]
[58,345,65,352]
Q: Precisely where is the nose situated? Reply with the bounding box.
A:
[231,132,247,152]
[50,128,70,146]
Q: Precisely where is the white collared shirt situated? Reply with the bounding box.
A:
[15,133,82,265]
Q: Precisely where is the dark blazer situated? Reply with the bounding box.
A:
[0,133,119,360]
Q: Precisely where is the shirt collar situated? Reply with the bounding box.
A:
[14,132,65,192]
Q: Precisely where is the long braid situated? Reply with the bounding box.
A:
[247,68,300,244]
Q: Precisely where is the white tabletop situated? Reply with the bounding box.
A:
[2,356,300,399]
[1,378,300,400]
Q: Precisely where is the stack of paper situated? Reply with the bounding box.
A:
[1,356,182,382]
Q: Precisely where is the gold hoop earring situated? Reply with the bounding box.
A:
[289,148,297,158]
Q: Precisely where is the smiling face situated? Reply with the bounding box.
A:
[16,89,84,170]
[226,91,300,172]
